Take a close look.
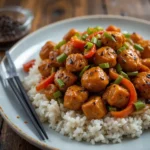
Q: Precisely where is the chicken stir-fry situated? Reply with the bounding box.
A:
[24,25,150,119]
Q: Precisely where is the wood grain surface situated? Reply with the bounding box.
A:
[0,0,150,149]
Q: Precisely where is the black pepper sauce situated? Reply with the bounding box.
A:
[0,15,28,49]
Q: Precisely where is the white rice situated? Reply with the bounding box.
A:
[23,58,150,144]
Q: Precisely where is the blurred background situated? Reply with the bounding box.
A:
[0,0,150,150]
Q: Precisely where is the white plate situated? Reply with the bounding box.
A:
[0,15,150,150]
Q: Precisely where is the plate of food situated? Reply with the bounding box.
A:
[0,15,150,150]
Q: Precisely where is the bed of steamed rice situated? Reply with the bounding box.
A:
[23,58,150,144]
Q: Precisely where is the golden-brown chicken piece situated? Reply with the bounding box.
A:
[43,84,58,100]
[94,46,117,67]
[130,32,143,43]
[40,41,56,60]
[54,69,77,91]
[59,41,80,56]
[139,40,150,59]
[64,85,88,110]
[142,58,150,68]
[81,67,109,92]
[133,72,150,99]
[101,31,125,50]
[102,84,129,108]
[63,29,79,41]
[106,25,121,32]
[118,48,141,72]
[66,53,88,72]
[38,59,52,77]
[82,96,107,119]
[49,50,63,67]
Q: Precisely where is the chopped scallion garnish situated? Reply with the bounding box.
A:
[114,76,123,84]
[99,63,110,69]
[123,32,131,38]
[134,44,144,52]
[108,106,117,111]
[56,53,67,63]
[84,42,93,50]
[94,26,104,31]
[79,65,90,77]
[96,40,102,47]
[81,34,88,40]
[116,64,122,73]
[55,40,66,49]
[127,71,138,76]
[75,33,81,39]
[56,79,65,88]
[53,91,62,99]
[123,42,129,49]
[134,101,145,111]
[117,46,126,54]
[120,71,129,79]
[87,27,94,35]
[91,37,97,44]
[104,32,116,42]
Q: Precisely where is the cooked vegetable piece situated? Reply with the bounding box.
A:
[117,46,126,54]
[38,59,52,77]
[84,42,93,50]
[82,96,107,119]
[81,67,109,92]
[103,84,129,108]
[109,69,137,118]
[123,32,131,38]
[120,71,129,79]
[134,101,145,111]
[91,37,97,44]
[23,59,35,72]
[56,79,65,87]
[43,84,58,100]
[54,69,77,91]
[55,40,66,49]
[127,71,138,76]
[134,44,144,52]
[108,106,117,111]
[84,44,96,58]
[133,72,150,99]
[40,41,56,60]
[64,85,88,110]
[56,53,67,63]
[36,73,55,91]
[94,46,117,67]
[79,65,90,77]
[116,63,122,73]
[118,48,141,72]
[63,29,79,41]
[101,31,125,50]
[114,76,123,84]
[66,54,88,72]
[99,63,110,69]
[103,32,116,42]
[53,90,62,99]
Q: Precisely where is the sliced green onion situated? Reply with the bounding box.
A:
[75,33,81,39]
[99,63,110,69]
[96,40,102,47]
[104,32,116,42]
[94,26,104,31]
[134,101,145,111]
[84,42,93,50]
[108,106,117,111]
[127,71,138,76]
[123,32,131,38]
[56,79,65,87]
[116,64,122,73]
[123,42,129,49]
[91,37,97,44]
[87,27,94,35]
[114,75,123,84]
[120,71,129,79]
[127,38,134,45]
[51,67,56,74]
[55,40,66,49]
[134,44,144,52]
[53,91,62,99]
[79,65,90,77]
[117,46,126,54]
[81,34,88,40]
[56,53,67,63]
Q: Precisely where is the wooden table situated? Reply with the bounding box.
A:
[0,0,150,149]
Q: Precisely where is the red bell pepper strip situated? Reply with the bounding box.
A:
[23,59,35,72]
[70,36,86,50]
[84,44,96,59]
[109,68,137,118]
[36,73,55,91]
